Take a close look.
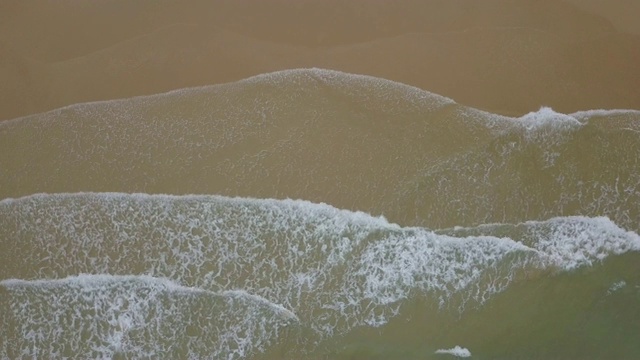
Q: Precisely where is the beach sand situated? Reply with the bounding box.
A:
[1,0,639,120]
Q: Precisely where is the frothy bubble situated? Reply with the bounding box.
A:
[2,193,639,357]
[435,345,472,357]
[517,106,582,129]
[1,274,298,359]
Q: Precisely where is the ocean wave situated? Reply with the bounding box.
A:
[2,193,638,347]
[0,274,297,359]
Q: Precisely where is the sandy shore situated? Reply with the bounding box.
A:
[1,0,639,120]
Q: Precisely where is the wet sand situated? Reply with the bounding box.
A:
[565,0,640,35]
[1,0,639,121]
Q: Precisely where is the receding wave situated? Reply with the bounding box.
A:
[1,192,639,358]
[1,69,638,232]
[0,69,502,219]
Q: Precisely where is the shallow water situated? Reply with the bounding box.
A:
[1,70,640,358]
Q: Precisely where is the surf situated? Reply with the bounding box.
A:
[2,192,639,358]
[1,274,297,359]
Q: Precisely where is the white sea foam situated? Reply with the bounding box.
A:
[512,107,583,161]
[435,345,472,357]
[1,274,297,359]
[517,106,582,129]
[569,109,640,122]
[522,216,640,270]
[607,280,627,295]
[2,193,639,356]
[438,216,640,271]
